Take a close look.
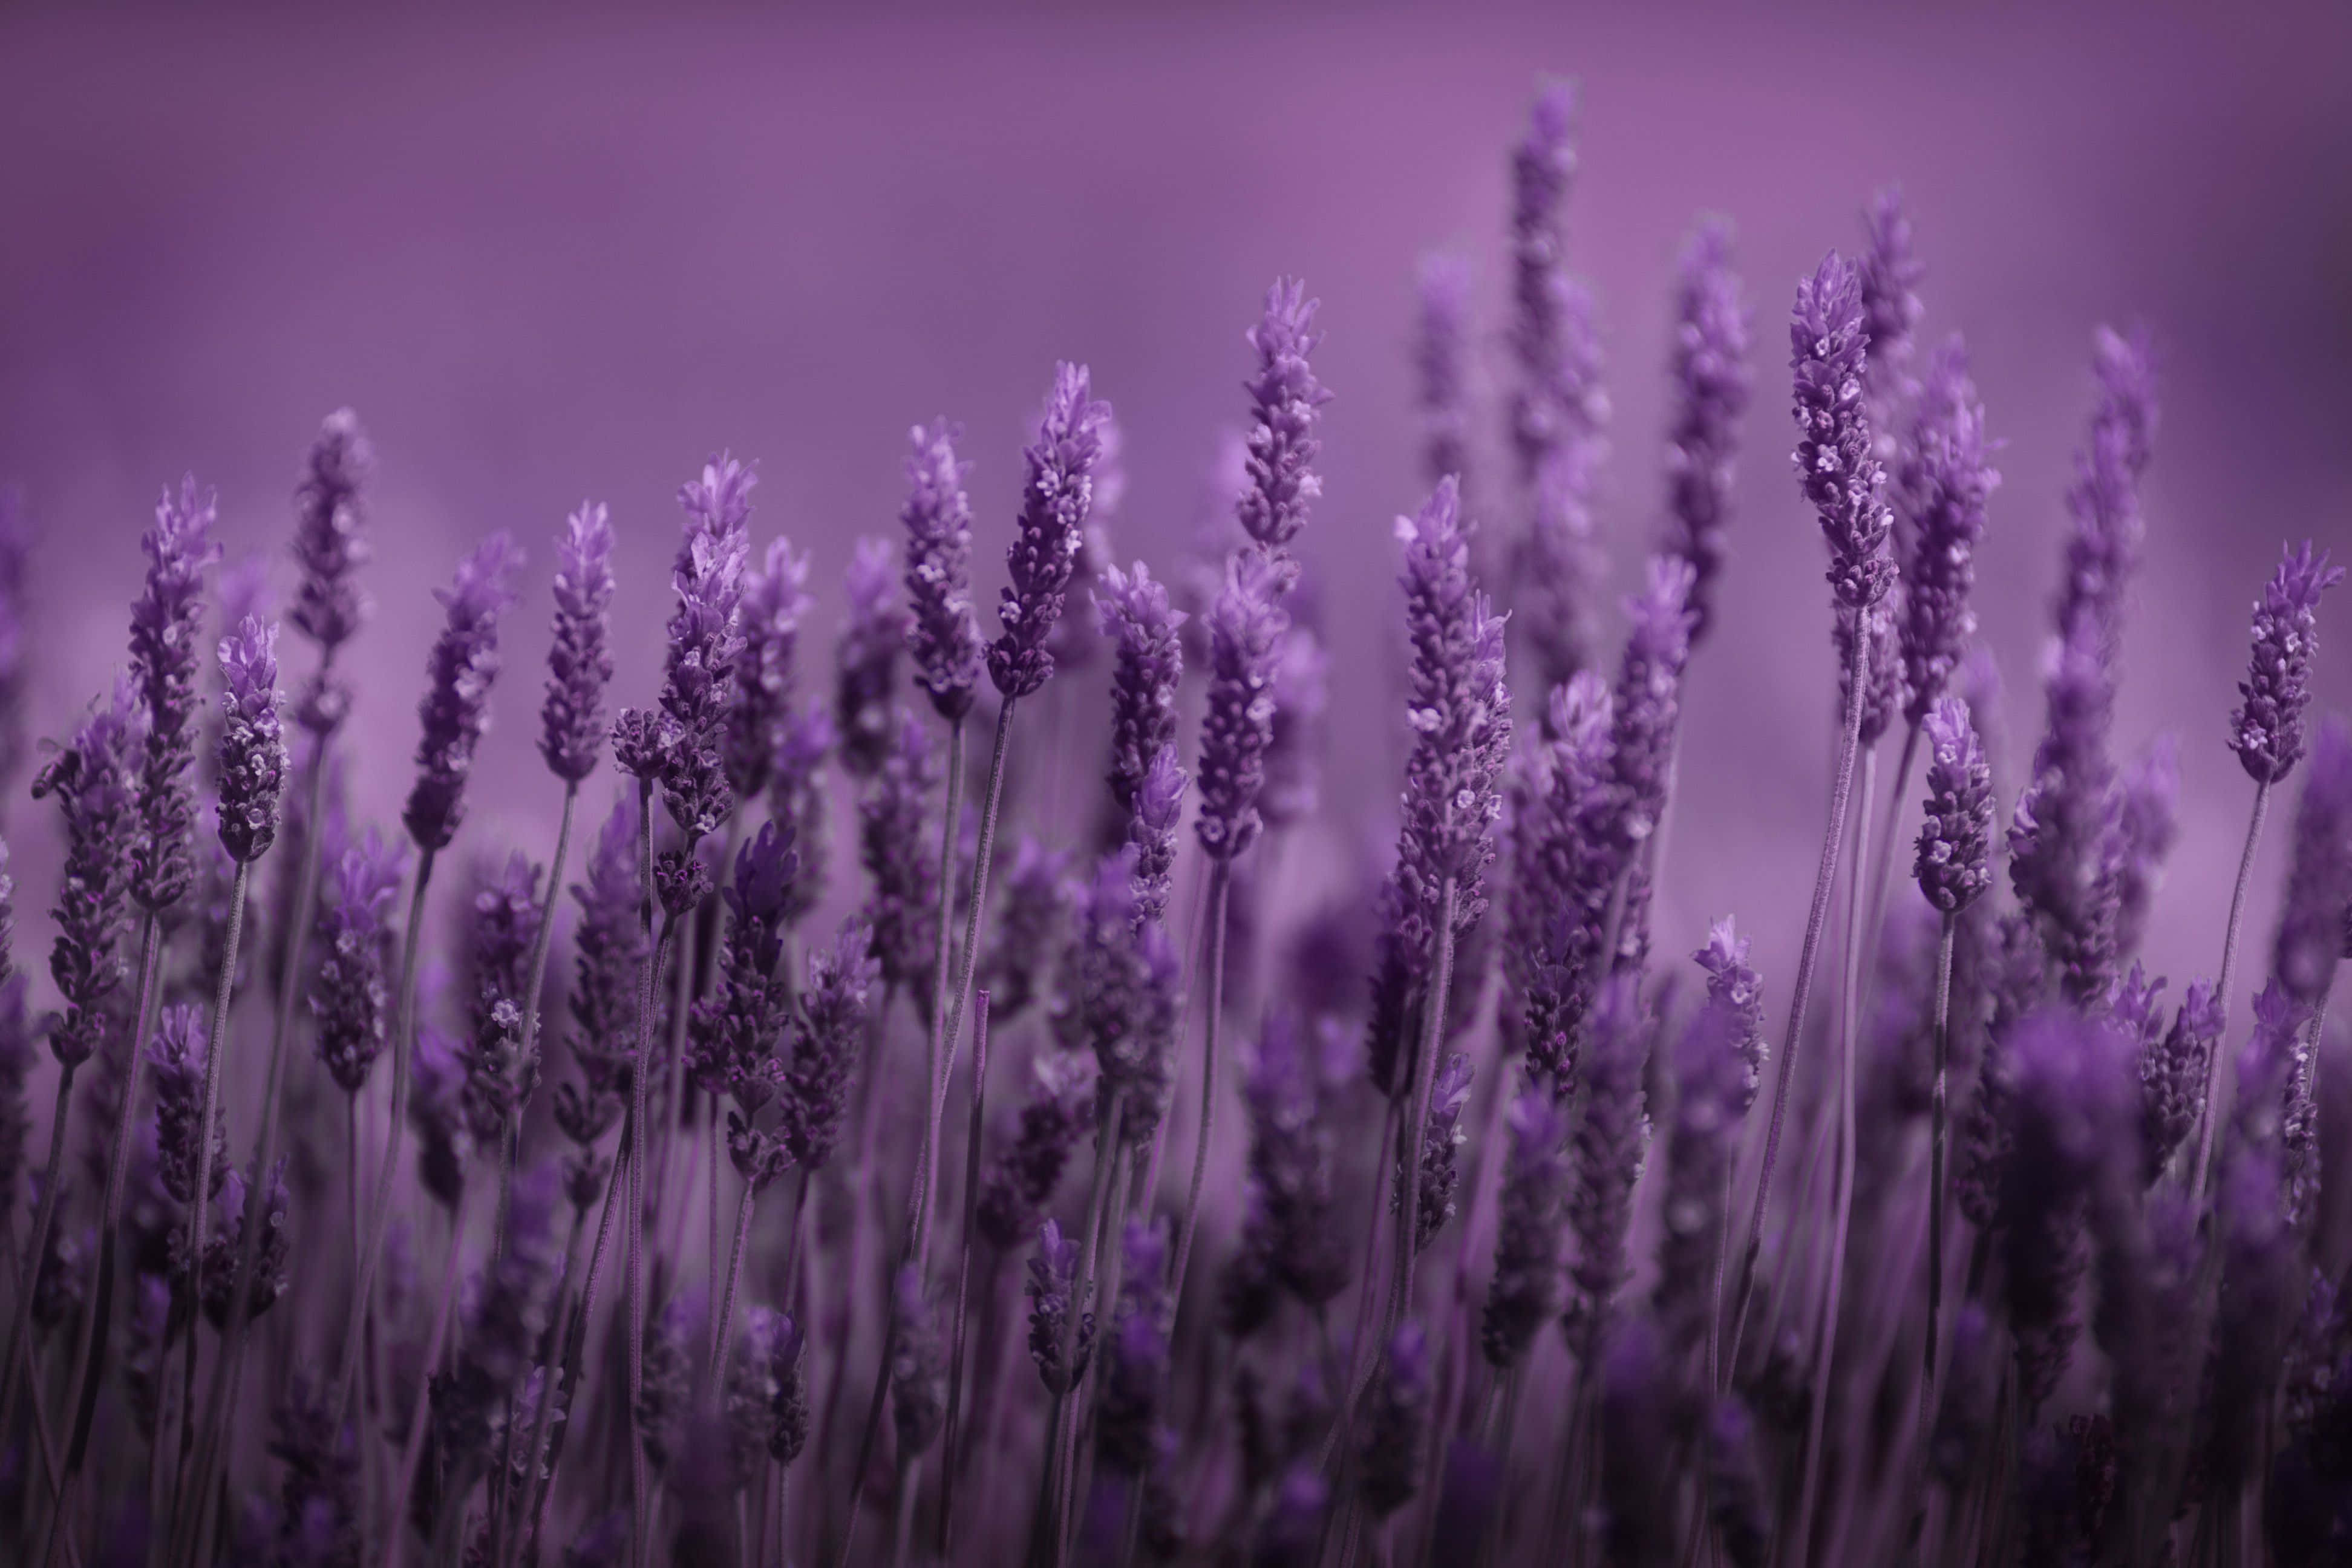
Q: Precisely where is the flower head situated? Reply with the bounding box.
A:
[2275,719,2352,1008]
[2230,541,2344,785]
[1916,696,1994,914]
[833,536,908,778]
[1128,746,1188,928]
[1481,1088,1569,1371]
[1858,188,1925,411]
[1567,975,1651,1358]
[1897,338,1998,722]
[1664,220,1751,645]
[311,829,406,1094]
[987,363,1114,700]
[1790,252,1895,610]
[1096,561,1186,831]
[404,534,522,852]
[901,420,983,721]
[215,615,289,864]
[1416,251,1474,493]
[129,477,220,912]
[34,682,144,1068]
[726,534,814,799]
[1194,548,1288,862]
[1026,1218,1094,1396]
[889,1265,948,1458]
[289,408,373,661]
[976,1051,1096,1252]
[856,709,939,997]
[1236,278,1330,570]
[775,915,878,1172]
[1357,1321,1431,1520]
[541,502,615,783]
[148,1004,223,1206]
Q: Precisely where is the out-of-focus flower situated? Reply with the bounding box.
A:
[404,534,523,853]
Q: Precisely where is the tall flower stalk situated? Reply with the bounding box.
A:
[1722,252,1895,1388]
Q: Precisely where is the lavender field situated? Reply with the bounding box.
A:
[1,9,2350,1566]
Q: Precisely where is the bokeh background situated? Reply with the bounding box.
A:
[1,2,2348,1006]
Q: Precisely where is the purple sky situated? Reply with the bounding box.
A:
[1,3,2347,999]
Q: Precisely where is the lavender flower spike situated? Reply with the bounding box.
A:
[311,829,406,1094]
[1791,251,1895,610]
[129,476,221,913]
[1663,219,1751,645]
[727,534,814,799]
[1480,1087,1569,1371]
[777,915,879,1171]
[1415,251,1473,493]
[1095,561,1186,828]
[1357,1320,1431,1520]
[215,616,288,864]
[1567,975,1651,1359]
[1858,188,1926,414]
[1236,278,1331,573]
[404,533,523,852]
[834,537,909,779]
[2230,541,2344,785]
[650,469,751,855]
[1128,746,1187,928]
[1194,549,1287,863]
[34,682,143,1069]
[1916,697,1994,913]
[541,501,615,783]
[901,420,983,722]
[290,409,373,655]
[1897,339,1998,723]
[1025,1218,1093,1396]
[148,1005,221,1206]
[987,362,1113,701]
[2274,717,2352,1007]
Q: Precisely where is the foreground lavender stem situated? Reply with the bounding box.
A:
[1166,860,1230,1310]
[936,991,992,1556]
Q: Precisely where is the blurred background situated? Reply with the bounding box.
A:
[0,2,2347,1001]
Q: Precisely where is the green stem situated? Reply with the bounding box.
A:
[708,1184,756,1383]
[2191,779,2270,1199]
[1166,858,1232,1312]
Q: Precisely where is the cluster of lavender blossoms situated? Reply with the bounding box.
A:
[5,79,2352,1568]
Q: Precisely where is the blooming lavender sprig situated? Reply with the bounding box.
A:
[1404,1051,1472,1252]
[2010,609,2120,1007]
[1506,673,1613,1097]
[1507,82,1604,491]
[834,537,909,778]
[2139,978,2218,1185]
[552,796,644,1161]
[647,462,754,863]
[197,1159,290,1330]
[127,478,221,918]
[1896,339,1998,722]
[2275,718,2352,1008]
[892,420,985,725]
[1652,995,1749,1368]
[688,820,798,1100]
[987,364,1113,701]
[765,1308,810,1467]
[1128,746,1187,929]
[458,851,544,1140]
[858,710,940,998]
[434,1161,562,1471]
[410,1022,475,1209]
[1480,1088,1569,1371]
[34,682,143,1069]
[290,410,373,656]
[1566,975,1650,1359]
[1663,220,1751,645]
[1025,1218,1093,1396]
[1858,189,1925,417]
[541,502,616,783]
[404,533,523,853]
[764,705,832,933]
[1193,549,1287,863]
[1599,556,1696,866]
[1791,252,1895,611]
[1060,851,1180,1147]
[1225,1014,1352,1334]
[727,535,814,800]
[1095,1219,1172,1475]
[776,916,878,1171]
[2111,735,2178,963]
[1235,279,1331,574]
[1836,598,1902,750]
[976,1051,1095,1252]
[1357,1320,1431,1520]
[2230,542,2344,785]
[310,829,405,1094]
[1416,252,1473,492]
[215,617,287,864]
[976,837,1073,1024]
[1916,697,1994,913]
[1696,918,1767,1109]
[1095,561,1186,829]
[148,1004,223,1206]
[2056,327,2158,652]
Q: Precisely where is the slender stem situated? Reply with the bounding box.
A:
[1922,913,1956,1468]
[1392,880,1460,1336]
[384,1184,472,1568]
[937,991,993,1556]
[2192,779,2272,1198]
[0,1070,79,1456]
[332,845,440,1431]
[528,1132,627,1564]
[1167,859,1233,1312]
[175,728,336,1564]
[1041,1086,1125,1568]
[1790,743,1875,1564]
[1859,716,1926,1005]
[708,1184,757,1382]
[181,864,251,1348]
[1720,613,1870,1390]
[913,714,967,1264]
[626,772,661,1568]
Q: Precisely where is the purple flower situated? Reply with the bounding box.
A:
[1236,279,1331,571]
[726,535,814,800]
[33,682,143,1069]
[1835,597,1902,749]
[887,1265,947,1458]
[2010,609,2120,1007]
[976,1050,1095,1252]
[690,820,799,1103]
[1263,622,1329,833]
[2111,734,2178,963]
[1060,850,1180,1148]
[1128,746,1187,929]
[2210,985,2306,1485]
[1858,188,1925,414]
[553,795,644,1155]
[1696,918,1767,1109]
[1095,561,1186,831]
[833,536,908,779]
[1601,557,1696,863]
[775,915,878,1171]
[458,849,544,1140]
[2138,976,2218,1186]
[2275,718,2352,1008]
[1403,1050,1473,1253]
[1480,1088,1569,1371]
[148,1004,222,1206]
[1664,220,1751,646]
[215,616,288,864]
[857,708,939,998]
[2230,541,2344,785]
[977,836,1074,1024]
[987,362,1113,701]
[1226,1014,1354,1332]
[901,420,983,722]
[1790,252,1895,610]
[289,409,373,667]
[765,1309,809,1468]
[1508,82,1599,487]
[403,533,522,852]
[1025,1218,1094,1396]
[1194,547,1287,862]
[1416,252,1474,493]
[438,1161,563,1468]
[647,466,753,860]
[767,704,834,930]
[1504,671,1613,1097]
[541,502,616,783]
[1095,1218,1172,1475]
[2054,327,2158,653]
[1896,338,1998,723]
[1513,279,1608,693]
[1915,696,1994,914]
[197,1158,291,1330]
[129,477,220,912]
[1653,993,1749,1369]
[1567,975,1650,1359]
[310,828,405,1095]
[1357,1320,1431,1519]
